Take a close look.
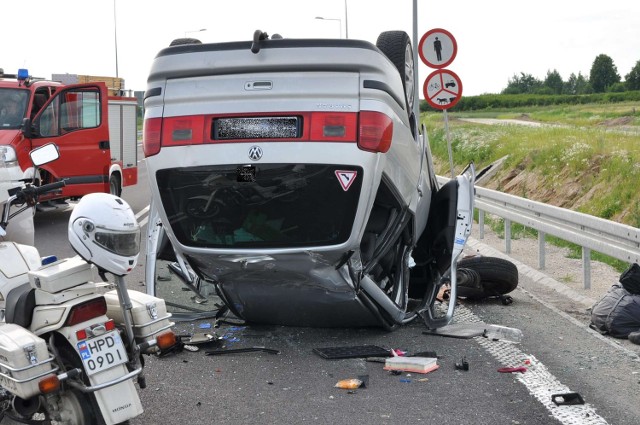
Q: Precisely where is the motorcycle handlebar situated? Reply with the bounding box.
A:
[33,180,66,195]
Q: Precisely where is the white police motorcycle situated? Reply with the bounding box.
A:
[0,143,176,424]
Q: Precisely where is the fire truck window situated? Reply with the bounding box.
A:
[0,89,29,129]
[31,93,48,119]
[39,102,57,137]
[60,89,100,132]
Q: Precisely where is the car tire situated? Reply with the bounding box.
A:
[169,37,203,47]
[457,256,519,298]
[376,31,415,114]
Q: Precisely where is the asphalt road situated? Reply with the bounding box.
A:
[28,145,640,425]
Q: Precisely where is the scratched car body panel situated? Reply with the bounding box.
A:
[143,33,474,329]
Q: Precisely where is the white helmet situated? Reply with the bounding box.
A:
[69,193,140,276]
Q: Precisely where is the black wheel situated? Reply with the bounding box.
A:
[376,31,415,113]
[169,38,202,46]
[457,256,519,298]
[109,173,122,197]
[455,268,484,299]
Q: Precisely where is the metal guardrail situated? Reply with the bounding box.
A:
[439,177,640,289]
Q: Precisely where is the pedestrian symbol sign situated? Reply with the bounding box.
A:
[418,28,457,69]
[423,69,463,110]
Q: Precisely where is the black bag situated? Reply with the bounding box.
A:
[590,284,640,338]
[619,263,640,294]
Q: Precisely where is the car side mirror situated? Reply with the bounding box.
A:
[21,117,32,138]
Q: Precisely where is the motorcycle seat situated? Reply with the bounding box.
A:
[5,283,35,328]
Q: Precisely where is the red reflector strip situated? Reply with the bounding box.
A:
[105,319,116,331]
[358,111,393,153]
[76,329,88,341]
[65,298,107,327]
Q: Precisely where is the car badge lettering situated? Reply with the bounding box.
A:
[248,146,263,161]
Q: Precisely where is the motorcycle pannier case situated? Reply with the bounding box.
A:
[104,290,173,345]
[0,324,57,399]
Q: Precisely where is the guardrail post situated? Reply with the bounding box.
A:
[582,247,591,289]
[505,219,511,254]
[478,209,485,239]
[538,231,546,270]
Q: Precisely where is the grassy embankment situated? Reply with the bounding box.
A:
[423,101,640,272]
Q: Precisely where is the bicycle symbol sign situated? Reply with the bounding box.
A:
[423,69,463,110]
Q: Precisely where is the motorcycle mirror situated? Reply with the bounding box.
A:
[29,143,59,167]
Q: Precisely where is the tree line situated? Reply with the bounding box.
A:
[502,54,640,95]
[419,55,640,111]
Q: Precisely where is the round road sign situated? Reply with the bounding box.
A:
[418,28,457,69]
[423,69,463,110]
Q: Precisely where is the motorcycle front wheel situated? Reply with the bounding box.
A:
[54,344,102,425]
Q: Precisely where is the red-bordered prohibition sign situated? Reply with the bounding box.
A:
[418,28,458,69]
[423,69,463,110]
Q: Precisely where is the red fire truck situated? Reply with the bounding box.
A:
[0,68,137,204]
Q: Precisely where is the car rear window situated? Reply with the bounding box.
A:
[156,164,363,248]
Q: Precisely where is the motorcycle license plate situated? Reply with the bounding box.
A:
[76,331,128,376]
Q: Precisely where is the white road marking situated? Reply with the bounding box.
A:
[454,304,609,424]
[135,205,150,228]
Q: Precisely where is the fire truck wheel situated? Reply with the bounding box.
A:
[109,174,122,197]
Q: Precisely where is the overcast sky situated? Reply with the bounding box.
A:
[2,0,639,96]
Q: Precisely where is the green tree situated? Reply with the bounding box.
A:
[564,72,592,95]
[502,72,543,94]
[589,54,620,93]
[544,69,564,94]
[625,60,640,90]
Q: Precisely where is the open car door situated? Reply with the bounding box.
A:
[419,163,475,329]
[29,83,111,200]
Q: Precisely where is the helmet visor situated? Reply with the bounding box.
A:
[94,229,141,256]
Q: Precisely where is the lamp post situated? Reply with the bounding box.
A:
[113,0,119,78]
[315,17,342,39]
[343,0,348,39]
[184,28,207,37]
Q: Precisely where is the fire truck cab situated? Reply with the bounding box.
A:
[0,68,138,204]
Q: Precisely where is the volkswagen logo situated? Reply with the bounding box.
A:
[248,146,263,161]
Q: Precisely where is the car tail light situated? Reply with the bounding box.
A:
[65,298,107,327]
[358,111,393,153]
[309,112,357,142]
[162,115,205,147]
[143,117,162,157]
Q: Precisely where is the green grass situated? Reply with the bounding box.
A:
[431,102,640,272]
[424,104,640,226]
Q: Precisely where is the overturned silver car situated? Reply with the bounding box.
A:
[143,30,474,329]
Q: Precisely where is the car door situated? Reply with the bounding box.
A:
[31,83,111,198]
